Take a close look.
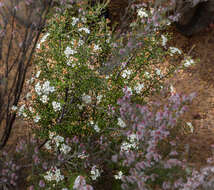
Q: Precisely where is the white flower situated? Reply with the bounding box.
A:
[169,47,182,56]
[53,135,64,147]
[137,8,148,18]
[120,141,137,152]
[120,133,139,152]
[42,81,55,95]
[36,33,49,49]
[36,70,41,78]
[78,27,90,34]
[90,166,101,180]
[67,60,71,66]
[170,84,176,94]
[94,44,101,51]
[114,171,123,180]
[130,22,137,28]
[120,142,132,151]
[71,17,79,26]
[18,105,25,116]
[82,93,92,104]
[30,77,34,84]
[77,153,88,159]
[106,37,110,43]
[128,133,139,143]
[52,101,61,112]
[34,115,41,123]
[144,71,151,78]
[161,35,168,47]
[81,17,87,23]
[44,167,64,183]
[117,118,126,128]
[35,82,42,96]
[11,105,18,111]
[96,95,103,104]
[44,140,52,150]
[156,69,163,77]
[78,39,84,46]
[60,143,71,154]
[93,124,100,132]
[29,106,34,113]
[64,46,77,58]
[121,69,132,79]
[134,83,144,94]
[40,94,49,104]
[77,104,83,110]
[186,122,194,133]
[40,33,50,43]
[183,58,194,67]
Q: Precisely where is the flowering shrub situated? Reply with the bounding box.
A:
[18,0,185,140]
[0,0,205,190]
[113,87,196,189]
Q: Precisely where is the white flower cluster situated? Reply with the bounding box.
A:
[64,46,77,58]
[144,71,151,78]
[134,83,144,94]
[40,95,48,104]
[34,114,41,123]
[82,93,92,104]
[44,133,71,154]
[117,118,126,128]
[77,152,88,159]
[90,165,101,180]
[114,171,123,180]
[44,166,64,183]
[17,105,27,117]
[169,47,182,56]
[156,68,163,77]
[71,39,84,47]
[161,35,168,47]
[93,44,101,51]
[35,81,55,104]
[90,121,100,132]
[78,27,90,34]
[120,133,139,152]
[96,95,103,104]
[36,33,50,49]
[53,135,64,147]
[11,105,18,111]
[121,69,132,79]
[71,17,79,26]
[52,101,61,112]
[35,81,55,97]
[137,8,148,18]
[35,70,41,78]
[183,58,195,67]
[60,143,71,154]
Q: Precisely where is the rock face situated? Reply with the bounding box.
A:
[175,0,214,36]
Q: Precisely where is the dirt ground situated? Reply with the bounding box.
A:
[165,27,214,166]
